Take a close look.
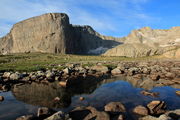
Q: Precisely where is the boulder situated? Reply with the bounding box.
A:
[147,101,166,115]
[70,106,110,120]
[111,68,122,74]
[133,105,148,116]
[104,102,126,113]
[3,72,11,78]
[10,73,21,80]
[91,65,109,73]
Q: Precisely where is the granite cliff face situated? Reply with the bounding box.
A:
[0,13,121,55]
[104,27,180,58]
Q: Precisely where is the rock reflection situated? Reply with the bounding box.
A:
[11,74,180,109]
[11,75,112,109]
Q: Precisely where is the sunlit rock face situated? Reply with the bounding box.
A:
[104,27,180,57]
[0,13,121,55]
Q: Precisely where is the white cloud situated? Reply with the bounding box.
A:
[0,0,157,37]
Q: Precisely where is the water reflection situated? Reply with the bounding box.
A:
[11,75,180,110]
[12,75,111,109]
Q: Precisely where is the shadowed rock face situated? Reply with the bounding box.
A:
[0,13,122,55]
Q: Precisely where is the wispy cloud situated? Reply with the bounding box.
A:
[0,0,158,37]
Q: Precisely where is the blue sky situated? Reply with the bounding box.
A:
[0,0,180,37]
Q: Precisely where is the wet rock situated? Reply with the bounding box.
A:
[104,102,126,113]
[91,65,109,73]
[10,73,21,80]
[176,91,180,96]
[37,107,54,118]
[147,101,166,115]
[16,115,35,120]
[141,90,159,97]
[111,68,122,75]
[45,111,71,120]
[0,96,4,101]
[133,105,148,116]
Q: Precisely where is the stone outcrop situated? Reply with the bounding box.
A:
[104,27,180,57]
[0,13,121,55]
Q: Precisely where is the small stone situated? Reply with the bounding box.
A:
[79,97,85,101]
[133,105,148,116]
[141,90,159,97]
[59,81,67,87]
[0,96,4,101]
[176,91,180,96]
[54,97,60,101]
[104,102,126,113]
[37,107,53,117]
[46,71,55,79]
[117,114,124,120]
[44,111,71,120]
[111,68,121,75]
[16,115,35,120]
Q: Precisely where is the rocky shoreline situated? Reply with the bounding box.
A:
[0,60,180,120]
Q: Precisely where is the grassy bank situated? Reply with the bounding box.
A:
[0,53,166,72]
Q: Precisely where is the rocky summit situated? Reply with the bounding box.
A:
[0,13,121,55]
[0,13,180,58]
[104,27,180,57]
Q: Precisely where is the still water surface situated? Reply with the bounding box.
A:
[0,75,180,120]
